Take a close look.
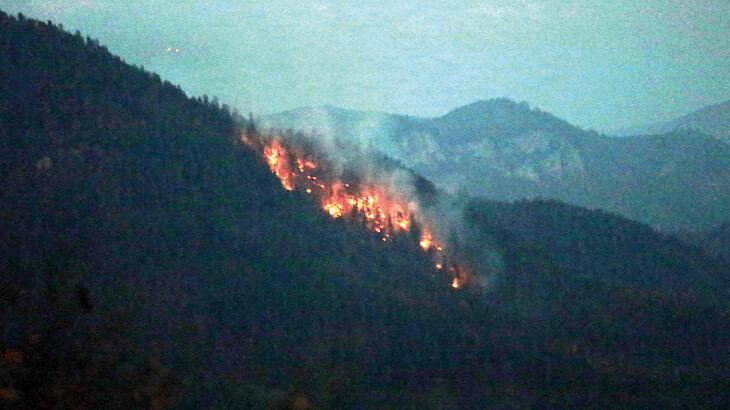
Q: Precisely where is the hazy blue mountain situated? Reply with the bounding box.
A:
[613,99,730,144]
[265,100,730,231]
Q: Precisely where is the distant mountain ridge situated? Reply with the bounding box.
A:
[613,99,730,144]
[265,99,730,231]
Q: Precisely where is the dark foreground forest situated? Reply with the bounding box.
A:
[2,11,730,408]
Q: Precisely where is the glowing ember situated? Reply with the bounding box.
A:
[435,263,443,269]
[451,277,461,289]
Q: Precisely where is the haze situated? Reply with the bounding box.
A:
[5,0,729,130]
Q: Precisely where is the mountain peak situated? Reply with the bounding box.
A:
[440,98,528,119]
[434,98,578,139]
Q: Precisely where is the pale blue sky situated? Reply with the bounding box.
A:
[4,0,729,130]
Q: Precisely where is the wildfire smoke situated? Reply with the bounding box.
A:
[242,130,469,288]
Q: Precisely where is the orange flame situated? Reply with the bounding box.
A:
[263,140,294,191]
[318,182,413,238]
[254,136,469,289]
[324,202,343,218]
[419,229,433,250]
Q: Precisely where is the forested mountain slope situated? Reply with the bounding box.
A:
[2,11,730,409]
[0,12,466,408]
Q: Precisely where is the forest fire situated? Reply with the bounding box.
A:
[263,140,295,191]
[246,133,468,288]
[320,181,413,239]
[419,229,433,250]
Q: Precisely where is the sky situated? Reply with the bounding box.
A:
[3,0,729,130]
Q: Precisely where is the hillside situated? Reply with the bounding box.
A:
[677,222,730,265]
[2,11,730,409]
[266,100,730,231]
[0,12,467,408]
[614,99,730,144]
[463,199,728,293]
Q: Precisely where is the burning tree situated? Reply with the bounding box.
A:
[241,131,471,288]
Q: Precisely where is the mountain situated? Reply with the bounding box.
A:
[3,11,730,408]
[0,12,460,408]
[265,100,730,231]
[463,198,728,292]
[698,222,730,263]
[613,99,730,144]
[462,198,730,407]
[677,222,730,265]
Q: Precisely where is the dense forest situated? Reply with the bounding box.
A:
[2,11,730,408]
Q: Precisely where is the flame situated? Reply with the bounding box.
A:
[419,230,433,250]
[419,237,432,250]
[297,158,317,172]
[324,202,343,218]
[263,140,294,191]
[252,136,470,289]
[316,181,415,238]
